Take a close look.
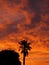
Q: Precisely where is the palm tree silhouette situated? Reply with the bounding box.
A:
[19,40,31,65]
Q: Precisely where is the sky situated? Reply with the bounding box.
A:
[0,0,49,65]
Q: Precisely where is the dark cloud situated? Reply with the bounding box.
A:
[4,0,21,7]
[23,24,36,29]
[23,15,41,29]
[6,22,18,34]
[0,30,7,39]
[41,27,49,31]
[4,0,21,4]
[0,6,26,39]
[28,0,43,13]
[0,14,25,39]
[0,22,18,39]
[31,14,41,24]
[45,21,49,26]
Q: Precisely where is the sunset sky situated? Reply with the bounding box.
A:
[0,0,49,65]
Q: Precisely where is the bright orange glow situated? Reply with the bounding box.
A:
[0,0,49,65]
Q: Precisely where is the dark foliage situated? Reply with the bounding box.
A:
[0,50,21,65]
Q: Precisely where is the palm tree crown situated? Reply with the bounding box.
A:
[19,40,31,56]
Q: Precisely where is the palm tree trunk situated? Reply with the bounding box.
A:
[23,53,25,65]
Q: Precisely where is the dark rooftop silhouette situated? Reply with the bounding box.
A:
[0,50,21,65]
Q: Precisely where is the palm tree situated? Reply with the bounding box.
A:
[19,40,31,65]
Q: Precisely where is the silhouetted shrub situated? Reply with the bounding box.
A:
[0,50,21,65]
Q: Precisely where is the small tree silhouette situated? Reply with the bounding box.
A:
[0,50,21,65]
[19,40,31,65]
